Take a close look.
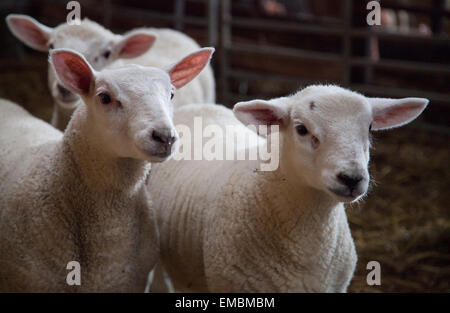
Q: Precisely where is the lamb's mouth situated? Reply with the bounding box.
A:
[138,146,173,163]
[151,151,173,159]
[328,187,362,202]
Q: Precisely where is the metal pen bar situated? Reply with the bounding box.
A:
[219,0,231,104]
[342,0,352,85]
[208,0,219,47]
[227,42,342,63]
[351,83,450,103]
[350,57,450,75]
[174,0,185,30]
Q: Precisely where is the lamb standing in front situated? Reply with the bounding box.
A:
[0,47,214,292]
[148,85,428,292]
[6,14,215,130]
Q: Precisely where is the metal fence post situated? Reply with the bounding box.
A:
[342,0,352,86]
[219,0,231,106]
[208,0,219,47]
[174,0,185,30]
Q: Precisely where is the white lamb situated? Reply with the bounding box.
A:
[0,47,213,292]
[148,86,428,292]
[6,14,156,130]
[6,14,215,130]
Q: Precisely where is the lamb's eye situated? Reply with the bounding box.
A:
[49,43,54,49]
[103,50,111,59]
[99,92,112,104]
[170,92,174,100]
[369,122,373,131]
[295,124,308,136]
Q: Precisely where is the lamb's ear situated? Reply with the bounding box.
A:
[113,31,157,59]
[6,14,52,52]
[233,99,289,128]
[168,48,214,89]
[50,49,95,96]
[369,97,429,130]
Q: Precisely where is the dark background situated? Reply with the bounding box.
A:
[0,0,448,292]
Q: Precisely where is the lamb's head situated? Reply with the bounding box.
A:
[50,48,214,162]
[6,14,156,111]
[234,85,428,203]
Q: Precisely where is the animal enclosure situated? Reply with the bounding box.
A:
[0,0,448,293]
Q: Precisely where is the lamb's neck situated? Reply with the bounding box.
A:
[243,150,342,240]
[269,174,336,223]
[61,106,150,193]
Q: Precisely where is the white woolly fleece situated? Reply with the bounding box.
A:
[0,99,158,292]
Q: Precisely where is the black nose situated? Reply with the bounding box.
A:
[337,173,363,190]
[152,130,176,148]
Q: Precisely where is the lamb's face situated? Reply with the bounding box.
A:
[6,15,157,114]
[46,21,119,109]
[89,66,178,162]
[47,22,156,111]
[234,85,428,203]
[285,87,372,202]
[50,48,214,162]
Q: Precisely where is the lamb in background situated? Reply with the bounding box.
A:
[6,14,157,130]
[148,85,428,292]
[6,14,215,130]
[0,47,213,292]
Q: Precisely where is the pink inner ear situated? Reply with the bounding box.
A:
[11,18,48,49]
[241,108,283,126]
[53,52,92,95]
[119,34,155,58]
[374,104,422,126]
[170,50,211,89]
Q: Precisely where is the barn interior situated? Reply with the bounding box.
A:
[0,0,448,292]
